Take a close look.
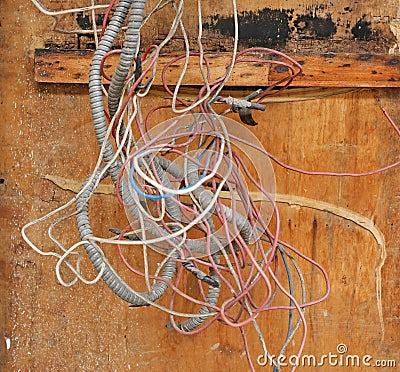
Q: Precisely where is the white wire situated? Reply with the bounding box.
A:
[22,68,141,285]
[135,0,185,96]
[86,114,235,248]
[55,240,106,287]
[131,133,226,195]
[30,0,109,16]
[23,4,323,371]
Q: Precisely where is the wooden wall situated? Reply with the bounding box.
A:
[1,1,399,371]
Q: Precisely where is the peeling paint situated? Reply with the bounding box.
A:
[5,337,11,350]
[389,12,400,54]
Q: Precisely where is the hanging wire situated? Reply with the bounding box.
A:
[24,1,400,371]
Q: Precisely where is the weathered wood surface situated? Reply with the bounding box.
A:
[34,48,400,87]
[35,0,400,54]
[1,1,399,371]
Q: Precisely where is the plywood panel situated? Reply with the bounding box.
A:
[1,1,399,372]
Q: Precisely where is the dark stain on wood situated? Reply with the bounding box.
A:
[312,217,318,259]
[34,48,49,56]
[76,11,106,30]
[203,8,291,47]
[35,48,92,56]
[76,12,92,31]
[35,60,50,67]
[322,53,336,58]
[96,13,105,27]
[387,58,400,65]
[294,13,337,39]
[351,17,373,41]
[274,65,289,73]
[358,54,372,61]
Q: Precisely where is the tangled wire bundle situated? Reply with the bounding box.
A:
[23,1,400,371]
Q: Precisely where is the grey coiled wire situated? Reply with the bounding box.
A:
[76,167,178,306]
[176,156,252,331]
[89,0,134,170]
[178,266,220,332]
[83,0,254,329]
[174,158,221,331]
[84,0,178,306]
[156,156,254,248]
[84,0,187,308]
[108,0,146,119]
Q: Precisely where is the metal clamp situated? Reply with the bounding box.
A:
[225,89,266,126]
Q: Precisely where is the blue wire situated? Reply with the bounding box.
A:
[251,227,295,371]
[129,162,173,200]
[196,147,213,178]
[128,158,208,200]
[280,247,294,338]
[273,246,294,372]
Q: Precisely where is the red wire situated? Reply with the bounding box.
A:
[104,42,399,369]
[99,0,117,40]
[111,45,160,136]
[100,49,123,81]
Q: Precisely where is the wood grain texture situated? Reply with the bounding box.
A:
[34,49,400,87]
[1,1,399,371]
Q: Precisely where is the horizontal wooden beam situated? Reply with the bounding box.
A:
[34,48,400,88]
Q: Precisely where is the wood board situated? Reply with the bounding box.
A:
[34,48,400,88]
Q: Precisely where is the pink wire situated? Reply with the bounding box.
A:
[107,45,400,370]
